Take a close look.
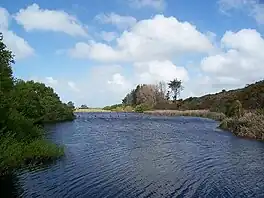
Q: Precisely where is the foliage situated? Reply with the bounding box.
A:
[179,80,264,112]
[122,82,168,108]
[168,79,183,102]
[103,104,134,112]
[219,112,264,140]
[103,104,123,111]
[0,135,64,175]
[0,34,72,175]
[134,103,151,113]
[67,101,75,110]
[226,100,244,118]
[80,104,89,109]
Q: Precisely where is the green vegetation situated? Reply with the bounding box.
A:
[0,34,74,175]
[103,104,134,112]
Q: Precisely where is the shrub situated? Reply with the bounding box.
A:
[0,135,64,175]
[135,103,151,113]
[219,112,264,140]
[226,100,244,118]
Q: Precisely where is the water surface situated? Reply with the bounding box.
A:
[5,113,264,197]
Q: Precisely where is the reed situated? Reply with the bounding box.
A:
[144,110,226,121]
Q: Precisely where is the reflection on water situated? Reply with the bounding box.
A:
[3,113,264,198]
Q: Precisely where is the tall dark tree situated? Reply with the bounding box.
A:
[0,33,14,134]
[168,79,183,102]
[166,91,170,101]
[67,101,75,109]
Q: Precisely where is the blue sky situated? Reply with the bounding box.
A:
[1,0,264,107]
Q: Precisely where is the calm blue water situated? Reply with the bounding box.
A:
[3,113,264,198]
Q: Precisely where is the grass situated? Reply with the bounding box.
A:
[144,110,226,121]
[0,136,64,176]
[219,112,264,140]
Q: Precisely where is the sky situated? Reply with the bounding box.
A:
[1,0,264,107]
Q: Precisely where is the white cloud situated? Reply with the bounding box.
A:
[14,3,87,37]
[218,0,264,24]
[95,13,137,29]
[45,77,58,85]
[129,0,166,10]
[134,60,189,84]
[100,31,118,42]
[201,29,264,88]
[0,7,9,29]
[68,81,80,92]
[69,15,213,62]
[0,7,34,59]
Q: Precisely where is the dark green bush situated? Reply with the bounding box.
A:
[135,103,151,113]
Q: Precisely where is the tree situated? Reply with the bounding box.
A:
[67,101,75,109]
[168,79,183,102]
[155,81,167,103]
[166,91,170,101]
[0,33,14,135]
[80,104,88,109]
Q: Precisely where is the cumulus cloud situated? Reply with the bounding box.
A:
[95,13,137,29]
[134,60,189,84]
[69,15,213,62]
[0,7,34,59]
[201,29,264,88]
[14,3,87,37]
[129,0,166,10]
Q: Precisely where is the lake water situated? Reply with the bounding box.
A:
[2,113,264,198]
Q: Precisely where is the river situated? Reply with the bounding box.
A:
[2,112,264,198]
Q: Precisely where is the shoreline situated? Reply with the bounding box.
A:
[144,110,226,121]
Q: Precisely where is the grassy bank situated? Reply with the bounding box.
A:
[219,112,264,140]
[144,110,226,121]
[0,136,64,176]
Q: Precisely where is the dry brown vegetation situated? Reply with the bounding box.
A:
[145,110,226,121]
[220,112,264,140]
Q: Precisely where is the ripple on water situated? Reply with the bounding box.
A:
[5,112,264,198]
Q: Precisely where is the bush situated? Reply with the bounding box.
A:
[226,100,244,118]
[135,104,151,113]
[219,112,264,140]
[0,135,64,176]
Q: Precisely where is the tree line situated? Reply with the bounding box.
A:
[120,79,183,112]
[0,33,75,174]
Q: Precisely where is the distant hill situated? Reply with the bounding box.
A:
[178,80,264,112]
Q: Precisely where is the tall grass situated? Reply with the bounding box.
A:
[144,110,226,121]
[219,112,264,140]
[0,135,64,176]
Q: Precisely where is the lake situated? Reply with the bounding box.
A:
[2,113,264,198]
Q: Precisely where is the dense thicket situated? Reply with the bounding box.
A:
[0,34,74,174]
[178,81,264,112]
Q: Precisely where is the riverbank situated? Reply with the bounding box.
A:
[219,112,264,140]
[144,110,226,121]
